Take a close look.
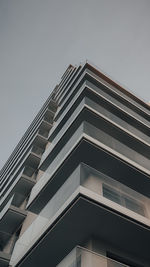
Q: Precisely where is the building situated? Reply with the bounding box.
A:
[0,62,150,267]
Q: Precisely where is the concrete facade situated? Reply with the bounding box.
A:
[0,62,150,267]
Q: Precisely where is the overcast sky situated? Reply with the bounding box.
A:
[0,0,150,169]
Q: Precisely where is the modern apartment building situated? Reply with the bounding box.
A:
[0,62,150,267]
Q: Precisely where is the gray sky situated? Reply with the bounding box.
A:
[0,0,150,169]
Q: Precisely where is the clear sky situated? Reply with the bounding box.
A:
[0,0,150,169]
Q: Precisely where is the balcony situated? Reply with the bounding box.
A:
[38,127,49,138]
[44,108,55,124]
[57,246,129,267]
[27,108,150,212]
[0,194,27,236]
[47,99,57,113]
[46,92,149,176]
[51,86,149,145]
[14,168,36,199]
[21,165,36,179]
[0,232,17,267]
[10,164,150,266]
[54,67,150,129]
[39,120,53,133]
[0,165,36,214]
[33,131,48,148]
[25,145,44,169]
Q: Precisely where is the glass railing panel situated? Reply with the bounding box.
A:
[1,146,36,197]
[85,97,149,144]
[80,163,150,219]
[55,72,86,122]
[42,97,86,164]
[29,115,150,212]
[0,196,13,220]
[0,166,34,210]
[48,100,57,113]
[57,66,83,106]
[49,99,85,147]
[38,128,49,138]
[11,193,27,210]
[0,193,26,223]
[10,166,81,266]
[31,146,44,157]
[31,114,149,216]
[86,80,150,127]
[50,82,86,139]
[28,123,84,205]
[84,121,150,171]
[23,166,35,177]
[10,162,150,265]
[41,99,85,164]
[86,68,150,117]
[44,109,54,124]
[48,93,149,169]
[0,231,18,255]
[55,67,76,100]
[57,246,129,267]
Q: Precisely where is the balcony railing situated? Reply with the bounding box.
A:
[80,163,150,218]
[44,108,55,124]
[48,99,57,113]
[39,119,53,132]
[0,231,18,256]
[33,132,48,148]
[0,230,19,267]
[57,246,129,267]
[38,128,49,138]
[1,165,36,208]
[0,194,27,237]
[29,162,150,220]
[31,145,44,157]
[28,114,150,211]
[10,163,150,266]
[25,145,44,169]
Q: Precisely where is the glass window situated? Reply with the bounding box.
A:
[103,184,145,217]
[123,196,145,217]
[103,185,122,205]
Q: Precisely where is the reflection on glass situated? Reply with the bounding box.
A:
[103,184,145,216]
[103,185,122,205]
[10,163,150,266]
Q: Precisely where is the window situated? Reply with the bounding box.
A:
[124,197,145,216]
[103,185,122,205]
[103,184,145,217]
